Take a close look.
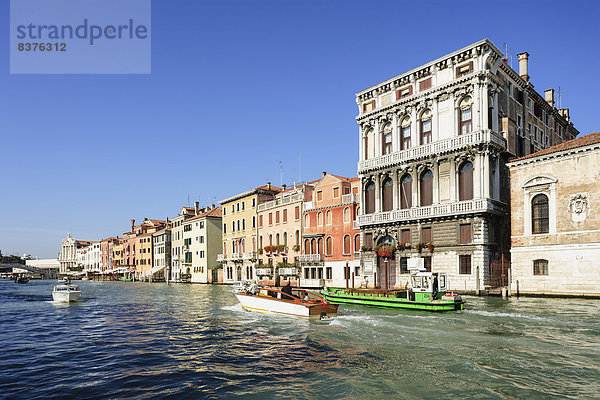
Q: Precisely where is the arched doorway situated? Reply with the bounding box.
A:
[377,235,396,290]
[236,266,242,281]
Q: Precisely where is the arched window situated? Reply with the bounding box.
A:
[400,174,412,209]
[259,236,263,249]
[223,242,226,254]
[420,110,432,145]
[356,206,360,218]
[354,234,361,253]
[532,194,549,234]
[382,178,393,212]
[401,117,411,150]
[326,237,333,255]
[242,219,246,230]
[326,210,332,225]
[365,181,375,214]
[382,123,392,155]
[364,128,375,159]
[420,170,433,206]
[305,239,310,254]
[231,221,235,232]
[283,232,287,247]
[252,216,256,228]
[295,230,300,246]
[237,220,240,231]
[459,161,474,201]
[311,238,316,254]
[276,233,280,246]
[317,212,323,226]
[304,213,310,228]
[318,238,323,255]
[240,239,245,253]
[343,207,350,223]
[269,234,273,246]
[459,96,473,135]
[343,235,351,254]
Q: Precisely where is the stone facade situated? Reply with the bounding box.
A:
[356,39,577,291]
[509,132,600,296]
[152,228,171,281]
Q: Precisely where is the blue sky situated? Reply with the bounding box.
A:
[1,0,598,258]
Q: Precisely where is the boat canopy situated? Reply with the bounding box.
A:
[410,272,447,293]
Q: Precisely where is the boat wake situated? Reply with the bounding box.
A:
[464,309,547,321]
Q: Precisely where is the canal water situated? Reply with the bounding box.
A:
[0,280,598,399]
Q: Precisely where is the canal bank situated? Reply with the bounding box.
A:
[1,280,599,399]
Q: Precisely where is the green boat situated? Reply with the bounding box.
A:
[321,272,464,311]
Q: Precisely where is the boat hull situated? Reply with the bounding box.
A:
[235,293,338,320]
[321,289,464,311]
[52,286,81,302]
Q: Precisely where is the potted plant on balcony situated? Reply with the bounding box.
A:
[278,245,286,253]
[416,242,434,253]
[360,245,372,252]
[257,248,263,255]
[397,243,411,251]
[375,245,396,258]
[292,244,300,252]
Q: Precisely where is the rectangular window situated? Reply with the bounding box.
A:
[419,77,432,91]
[317,191,323,201]
[283,209,288,223]
[362,99,376,113]
[275,211,280,224]
[421,227,432,243]
[423,256,432,272]
[184,238,191,246]
[268,213,273,225]
[455,62,473,78]
[459,255,471,274]
[199,236,204,244]
[401,229,411,244]
[200,251,205,258]
[400,257,409,274]
[184,224,192,232]
[421,119,432,144]
[459,224,471,243]
[460,108,472,135]
[396,85,413,100]
[364,233,373,248]
[401,126,411,149]
[333,187,340,198]
[259,215,263,228]
[199,221,204,229]
[326,267,332,280]
[295,206,300,220]
[533,259,548,275]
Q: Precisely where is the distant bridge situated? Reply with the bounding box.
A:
[0,263,58,279]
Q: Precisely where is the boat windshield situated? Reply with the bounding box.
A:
[438,274,446,290]
[411,276,421,289]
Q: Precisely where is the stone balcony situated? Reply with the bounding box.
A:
[358,129,506,174]
[256,268,273,276]
[216,254,224,262]
[297,254,324,263]
[357,198,506,227]
[257,192,304,212]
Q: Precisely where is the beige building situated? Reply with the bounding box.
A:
[182,206,222,284]
[356,39,578,292]
[219,183,281,283]
[170,206,197,282]
[151,228,171,281]
[509,132,600,297]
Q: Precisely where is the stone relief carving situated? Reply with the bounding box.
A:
[568,193,589,223]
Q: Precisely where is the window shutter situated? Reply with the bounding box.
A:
[371,100,376,110]
[396,90,400,100]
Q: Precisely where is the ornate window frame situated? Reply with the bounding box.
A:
[522,175,557,236]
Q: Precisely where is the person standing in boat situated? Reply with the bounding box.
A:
[281,281,293,300]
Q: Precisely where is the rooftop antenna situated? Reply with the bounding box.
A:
[187,194,190,207]
[298,152,302,183]
[501,42,512,68]
[279,161,283,187]
[557,86,563,109]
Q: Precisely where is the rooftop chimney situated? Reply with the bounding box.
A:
[544,89,555,107]
[559,108,570,122]
[322,171,327,177]
[211,203,215,209]
[130,219,135,232]
[194,201,199,215]
[282,184,287,190]
[517,52,529,82]
[267,181,271,190]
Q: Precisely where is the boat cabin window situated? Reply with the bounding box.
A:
[438,274,446,290]
[411,275,421,288]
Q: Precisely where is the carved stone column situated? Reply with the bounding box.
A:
[449,158,457,202]
[374,174,381,213]
[392,170,399,210]
[482,151,491,199]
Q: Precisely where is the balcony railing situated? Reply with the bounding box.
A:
[257,192,304,211]
[300,278,325,288]
[231,252,242,260]
[216,254,224,262]
[278,267,298,276]
[358,130,506,174]
[245,251,257,260]
[341,193,358,204]
[297,254,324,263]
[357,198,506,226]
[256,268,273,276]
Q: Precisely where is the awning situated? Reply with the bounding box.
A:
[145,265,165,277]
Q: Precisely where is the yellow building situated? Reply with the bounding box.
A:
[219,183,281,283]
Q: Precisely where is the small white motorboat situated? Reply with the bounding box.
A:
[52,284,81,302]
[234,285,338,320]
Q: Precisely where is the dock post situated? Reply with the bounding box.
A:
[507,269,512,297]
[351,272,354,289]
[475,265,480,296]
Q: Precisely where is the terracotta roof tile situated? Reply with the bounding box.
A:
[512,132,600,162]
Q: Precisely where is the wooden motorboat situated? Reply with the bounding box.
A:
[15,276,29,284]
[235,285,338,320]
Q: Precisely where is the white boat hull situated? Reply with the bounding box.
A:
[52,285,81,302]
[235,293,337,320]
